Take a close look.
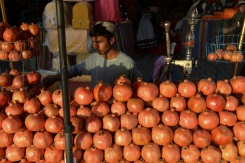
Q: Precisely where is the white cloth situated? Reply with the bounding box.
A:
[136,13,157,49]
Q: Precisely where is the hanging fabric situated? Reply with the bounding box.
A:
[95,0,122,23]
[136,13,157,49]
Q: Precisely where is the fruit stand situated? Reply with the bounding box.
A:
[1,0,245,163]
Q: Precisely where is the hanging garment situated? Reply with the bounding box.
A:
[136,13,157,49]
[95,0,122,23]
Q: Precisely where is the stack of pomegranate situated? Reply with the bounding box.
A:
[207,44,244,62]
[0,22,40,61]
[0,73,245,163]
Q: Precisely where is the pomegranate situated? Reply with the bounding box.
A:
[198,77,216,95]
[44,145,63,163]
[104,144,123,162]
[74,86,94,105]
[198,109,219,130]
[93,81,112,102]
[74,131,93,150]
[43,104,59,118]
[151,124,173,145]
[132,125,151,145]
[206,93,226,112]
[6,144,25,162]
[181,144,200,163]
[137,82,159,102]
[193,129,212,148]
[173,127,192,147]
[159,80,177,98]
[120,112,138,130]
[179,109,198,129]
[2,115,22,134]
[131,77,143,94]
[12,75,28,89]
[211,125,233,145]
[84,147,103,163]
[8,51,21,61]
[38,89,53,106]
[70,116,83,134]
[219,111,237,126]
[3,28,18,42]
[25,113,46,131]
[12,88,30,104]
[226,44,237,52]
[178,79,196,98]
[152,95,169,112]
[111,100,127,116]
[33,130,53,149]
[76,105,91,120]
[93,130,112,150]
[231,51,244,62]
[223,51,232,60]
[236,105,245,121]
[201,145,221,163]
[13,128,33,147]
[230,76,245,94]
[123,143,141,162]
[127,97,144,114]
[113,82,133,101]
[161,108,179,126]
[138,108,160,128]
[23,97,41,113]
[219,142,238,162]
[141,142,161,162]
[26,145,45,162]
[103,114,120,132]
[28,23,40,36]
[187,93,206,113]
[170,93,186,112]
[0,129,14,147]
[91,101,110,117]
[26,71,41,85]
[114,128,132,146]
[161,143,180,163]
[52,89,71,107]
[45,116,63,133]
[233,122,245,141]
[225,95,239,111]
[207,52,218,61]
[114,74,131,85]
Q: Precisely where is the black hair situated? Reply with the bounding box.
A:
[89,23,115,40]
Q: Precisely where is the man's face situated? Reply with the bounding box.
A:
[92,36,114,55]
[239,4,245,12]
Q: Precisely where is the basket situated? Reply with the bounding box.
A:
[206,34,245,56]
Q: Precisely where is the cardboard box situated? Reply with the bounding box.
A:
[72,1,93,29]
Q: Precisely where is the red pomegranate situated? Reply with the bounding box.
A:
[198,77,216,95]
[178,80,196,98]
[159,80,177,98]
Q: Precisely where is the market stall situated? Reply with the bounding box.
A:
[0,0,245,163]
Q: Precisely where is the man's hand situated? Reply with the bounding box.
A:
[42,74,61,90]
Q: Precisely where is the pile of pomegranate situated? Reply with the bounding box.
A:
[0,22,40,61]
[0,73,245,163]
[207,44,244,62]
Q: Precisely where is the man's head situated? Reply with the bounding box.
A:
[238,0,245,12]
[89,21,115,41]
[89,21,116,55]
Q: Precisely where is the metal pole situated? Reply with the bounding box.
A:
[0,0,14,70]
[55,0,74,162]
[233,16,245,76]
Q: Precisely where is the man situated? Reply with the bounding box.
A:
[43,21,140,88]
